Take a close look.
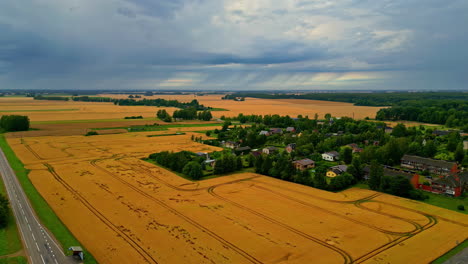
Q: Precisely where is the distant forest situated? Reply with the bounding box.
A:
[229,92,468,129]
[228,92,468,106]
[33,95,210,110]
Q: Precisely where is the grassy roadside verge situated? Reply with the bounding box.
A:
[0,135,98,264]
[431,239,468,264]
[0,166,22,256]
[0,256,27,264]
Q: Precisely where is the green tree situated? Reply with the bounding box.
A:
[368,160,383,190]
[342,147,353,164]
[454,144,465,163]
[313,166,328,190]
[347,157,363,182]
[423,140,437,158]
[391,123,407,137]
[0,194,9,228]
[182,161,203,180]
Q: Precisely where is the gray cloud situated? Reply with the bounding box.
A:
[0,0,467,90]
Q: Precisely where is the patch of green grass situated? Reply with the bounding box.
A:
[422,192,467,214]
[32,117,159,125]
[431,239,468,264]
[210,108,229,111]
[351,182,371,190]
[0,109,78,113]
[0,256,27,264]
[0,172,22,256]
[147,133,186,137]
[0,135,98,264]
[92,122,222,132]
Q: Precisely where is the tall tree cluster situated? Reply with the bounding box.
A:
[0,115,30,132]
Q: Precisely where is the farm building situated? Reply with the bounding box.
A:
[292,159,315,171]
[285,143,296,154]
[327,165,348,178]
[401,155,457,176]
[464,141,468,150]
[322,151,340,161]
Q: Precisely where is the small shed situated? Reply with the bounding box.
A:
[69,246,84,260]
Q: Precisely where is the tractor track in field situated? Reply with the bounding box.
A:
[43,163,159,264]
[253,184,419,236]
[207,184,353,264]
[22,139,44,160]
[250,179,440,263]
[89,159,264,264]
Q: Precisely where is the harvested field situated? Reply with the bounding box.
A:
[6,132,467,264]
[99,94,383,119]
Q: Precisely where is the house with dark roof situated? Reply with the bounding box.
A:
[432,130,451,136]
[346,143,363,153]
[425,171,468,197]
[326,165,348,177]
[234,146,251,155]
[383,166,419,188]
[322,151,340,161]
[269,128,283,134]
[401,155,457,176]
[285,143,296,154]
[262,146,278,155]
[223,141,240,149]
[292,159,315,171]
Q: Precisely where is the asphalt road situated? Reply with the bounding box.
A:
[0,148,75,264]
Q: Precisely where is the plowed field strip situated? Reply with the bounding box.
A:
[207,185,353,264]
[90,160,263,264]
[43,163,159,264]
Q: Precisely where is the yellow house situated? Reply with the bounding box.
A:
[326,165,348,178]
[327,170,339,178]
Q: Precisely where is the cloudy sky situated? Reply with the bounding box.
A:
[1,0,467,90]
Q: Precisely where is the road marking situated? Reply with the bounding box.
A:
[19,203,22,209]
[55,258,59,264]
[21,208,25,215]
[40,254,46,264]
[36,242,40,252]
[28,223,32,231]
[32,233,36,241]
[25,217,28,224]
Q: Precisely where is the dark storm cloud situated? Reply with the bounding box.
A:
[0,0,467,90]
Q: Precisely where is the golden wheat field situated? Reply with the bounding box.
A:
[99,94,383,119]
[0,97,178,122]
[6,131,467,264]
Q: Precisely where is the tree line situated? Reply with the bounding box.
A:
[226,92,468,107]
[33,95,69,101]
